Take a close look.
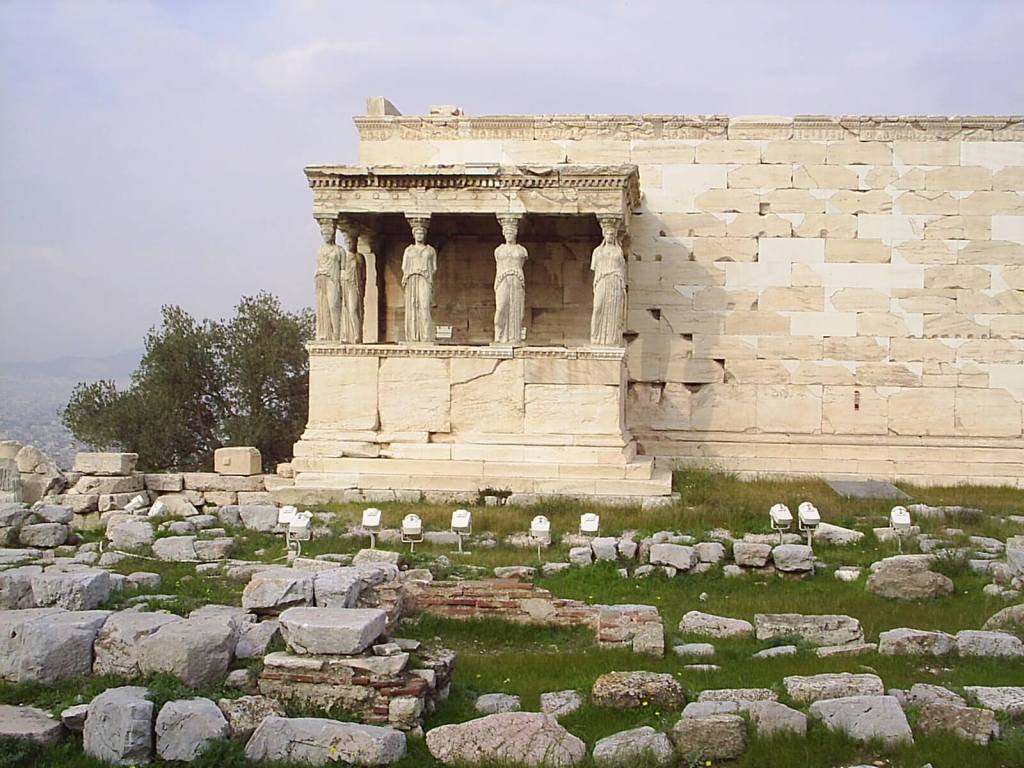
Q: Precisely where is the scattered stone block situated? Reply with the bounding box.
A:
[540,690,582,719]
[106,520,154,550]
[425,712,583,767]
[732,541,772,567]
[963,686,1024,716]
[0,565,42,609]
[812,522,866,545]
[673,642,715,657]
[242,567,314,614]
[0,704,64,746]
[671,713,747,760]
[73,452,138,476]
[60,704,89,732]
[18,522,68,548]
[809,695,913,746]
[753,645,797,659]
[31,568,112,610]
[152,535,197,561]
[593,726,674,766]
[214,447,262,476]
[697,688,777,704]
[353,548,401,566]
[748,701,807,737]
[475,693,521,714]
[217,695,285,742]
[918,702,997,745]
[956,629,1024,657]
[83,686,153,765]
[278,607,386,655]
[754,613,863,646]
[236,620,280,659]
[494,565,536,580]
[878,627,955,656]
[591,537,619,561]
[867,565,954,599]
[649,543,697,571]
[983,603,1024,631]
[591,671,685,709]
[93,610,183,677]
[155,697,229,762]
[144,473,183,492]
[247,716,407,765]
[138,615,236,688]
[771,543,814,572]
[569,546,593,566]
[679,610,753,638]
[784,673,885,703]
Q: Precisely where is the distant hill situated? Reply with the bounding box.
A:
[0,349,142,468]
[0,348,142,381]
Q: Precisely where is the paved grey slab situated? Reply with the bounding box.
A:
[826,479,911,500]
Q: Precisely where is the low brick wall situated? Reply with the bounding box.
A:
[407,579,664,655]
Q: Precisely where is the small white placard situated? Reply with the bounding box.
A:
[435,325,453,340]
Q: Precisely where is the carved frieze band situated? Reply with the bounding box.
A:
[306,342,625,362]
[353,114,1024,142]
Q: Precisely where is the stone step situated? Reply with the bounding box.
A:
[292,443,636,471]
[290,465,671,498]
[290,455,653,481]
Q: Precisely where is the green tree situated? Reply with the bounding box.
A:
[62,294,311,472]
[217,292,313,469]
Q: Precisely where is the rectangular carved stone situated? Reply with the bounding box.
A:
[378,357,450,433]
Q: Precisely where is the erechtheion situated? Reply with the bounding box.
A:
[289,98,1024,500]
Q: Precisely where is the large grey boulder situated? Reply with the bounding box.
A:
[593,726,673,766]
[678,610,753,638]
[771,544,814,572]
[18,522,68,548]
[245,716,406,765]
[0,704,64,746]
[754,613,863,646]
[426,712,584,766]
[809,695,913,746]
[0,608,110,683]
[138,616,236,687]
[748,701,807,736]
[695,541,726,563]
[217,695,286,742]
[0,503,32,528]
[918,703,998,745]
[93,611,183,677]
[242,567,314,613]
[155,698,229,762]
[649,543,697,571]
[671,713,746,760]
[0,565,42,609]
[313,567,362,608]
[279,607,386,655]
[31,567,112,610]
[956,629,1024,657]
[878,627,956,656]
[107,520,155,550]
[83,686,154,765]
[784,673,884,704]
[34,504,73,524]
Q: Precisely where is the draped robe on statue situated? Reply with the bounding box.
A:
[402,243,436,342]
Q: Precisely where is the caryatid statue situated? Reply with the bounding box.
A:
[589,215,627,346]
[493,214,527,344]
[313,217,342,341]
[401,215,437,343]
[337,218,365,343]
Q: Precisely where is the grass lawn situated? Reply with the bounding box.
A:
[2,469,1022,767]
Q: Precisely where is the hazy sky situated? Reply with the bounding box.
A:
[1,0,1022,363]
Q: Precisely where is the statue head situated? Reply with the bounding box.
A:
[318,218,336,244]
[411,224,427,244]
[599,216,621,245]
[498,215,520,245]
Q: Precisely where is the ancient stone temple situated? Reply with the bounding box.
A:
[289,99,1024,498]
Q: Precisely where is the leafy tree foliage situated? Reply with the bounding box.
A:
[63,293,313,471]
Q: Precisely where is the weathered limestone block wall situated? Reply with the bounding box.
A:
[355,112,1024,487]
